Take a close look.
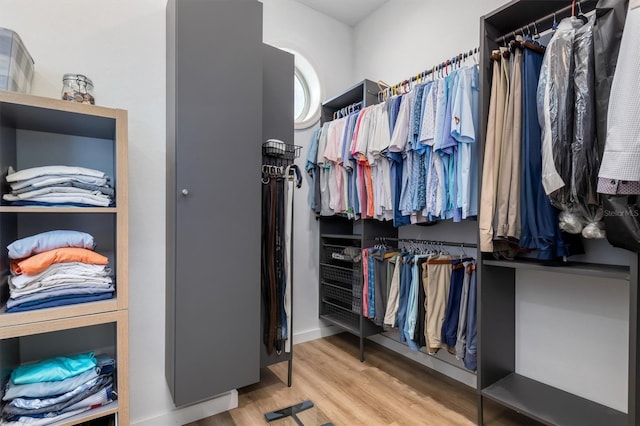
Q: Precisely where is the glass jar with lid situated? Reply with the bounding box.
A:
[61,74,95,105]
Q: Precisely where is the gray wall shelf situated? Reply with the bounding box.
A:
[482,373,626,426]
[483,259,630,281]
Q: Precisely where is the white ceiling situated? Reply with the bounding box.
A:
[294,0,389,27]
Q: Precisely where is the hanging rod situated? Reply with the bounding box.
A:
[374,236,477,249]
[377,47,479,100]
[493,0,597,44]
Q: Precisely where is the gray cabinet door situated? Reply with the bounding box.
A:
[167,0,263,407]
[260,45,294,367]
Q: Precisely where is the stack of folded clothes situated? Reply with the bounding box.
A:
[6,230,114,313]
[1,352,116,425]
[3,166,114,207]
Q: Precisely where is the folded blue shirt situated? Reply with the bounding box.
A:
[8,230,95,259]
[10,352,97,385]
[6,292,114,313]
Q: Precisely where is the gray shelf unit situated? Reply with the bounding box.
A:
[319,217,397,362]
[477,2,639,425]
[317,80,396,362]
[320,79,379,123]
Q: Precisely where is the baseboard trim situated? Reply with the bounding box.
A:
[132,390,238,426]
[293,324,343,345]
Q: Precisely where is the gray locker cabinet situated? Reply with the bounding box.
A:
[166,0,263,407]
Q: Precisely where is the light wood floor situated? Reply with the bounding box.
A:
[187,333,539,426]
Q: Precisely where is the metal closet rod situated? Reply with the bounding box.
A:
[374,236,478,249]
[493,0,597,44]
[377,46,479,98]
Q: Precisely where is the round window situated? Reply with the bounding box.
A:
[294,70,310,122]
[281,48,321,129]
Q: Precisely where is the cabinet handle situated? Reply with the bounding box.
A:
[181,189,189,196]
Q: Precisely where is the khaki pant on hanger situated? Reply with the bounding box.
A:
[479,48,509,252]
[425,256,452,353]
[496,43,523,240]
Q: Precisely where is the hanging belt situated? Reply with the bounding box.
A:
[262,165,302,355]
[261,176,279,354]
[274,176,285,354]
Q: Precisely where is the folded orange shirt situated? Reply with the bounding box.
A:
[11,247,109,276]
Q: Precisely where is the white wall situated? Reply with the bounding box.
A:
[354,0,630,412]
[0,0,352,423]
[0,0,169,423]
[516,271,629,411]
[354,0,506,84]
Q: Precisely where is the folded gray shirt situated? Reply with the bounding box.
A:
[3,368,99,401]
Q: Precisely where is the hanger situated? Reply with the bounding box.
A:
[427,241,436,255]
[533,21,540,39]
[459,244,467,260]
[576,1,588,24]
[377,80,390,102]
[508,31,519,53]
[439,242,449,255]
[552,11,558,31]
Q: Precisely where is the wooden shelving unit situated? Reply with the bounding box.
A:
[0,90,129,424]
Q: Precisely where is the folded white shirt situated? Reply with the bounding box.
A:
[10,175,109,191]
[6,165,106,183]
[11,280,114,298]
[9,284,115,305]
[6,186,106,200]
[3,193,111,207]
[10,263,109,289]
